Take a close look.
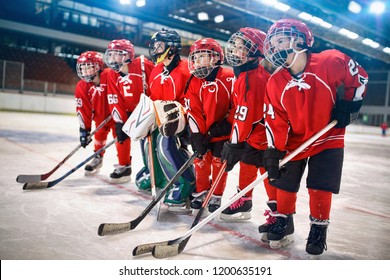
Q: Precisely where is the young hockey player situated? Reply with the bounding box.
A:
[105,39,154,183]
[75,51,114,175]
[219,28,277,239]
[135,29,195,210]
[185,38,234,213]
[262,19,368,254]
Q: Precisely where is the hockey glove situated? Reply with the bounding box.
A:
[190,133,208,156]
[79,127,91,148]
[332,100,362,128]
[115,122,129,144]
[154,100,186,137]
[209,118,232,138]
[263,147,286,180]
[221,142,245,172]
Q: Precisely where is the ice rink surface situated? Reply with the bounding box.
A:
[0,111,389,278]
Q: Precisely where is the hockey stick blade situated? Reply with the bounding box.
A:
[23,182,50,190]
[22,138,117,190]
[133,241,170,256]
[97,222,131,236]
[149,121,337,258]
[152,162,226,258]
[16,115,112,183]
[98,152,198,236]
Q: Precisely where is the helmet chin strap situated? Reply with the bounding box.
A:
[156,47,171,64]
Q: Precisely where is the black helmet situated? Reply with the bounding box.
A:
[149,29,182,63]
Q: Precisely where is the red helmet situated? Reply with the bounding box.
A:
[188,38,224,79]
[226,27,266,66]
[264,19,314,68]
[76,51,103,82]
[105,39,135,72]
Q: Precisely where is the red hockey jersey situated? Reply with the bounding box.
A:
[149,59,191,106]
[231,64,270,150]
[185,67,234,142]
[265,49,368,160]
[106,56,154,123]
[74,68,111,130]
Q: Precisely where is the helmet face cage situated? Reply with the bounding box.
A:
[105,39,135,72]
[104,49,129,72]
[188,38,223,79]
[264,20,313,68]
[148,30,182,63]
[226,31,258,67]
[76,51,103,82]
[189,50,221,79]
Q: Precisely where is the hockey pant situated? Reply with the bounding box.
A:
[194,151,228,196]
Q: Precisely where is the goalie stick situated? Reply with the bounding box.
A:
[134,120,337,258]
[98,152,198,236]
[16,115,112,183]
[150,162,227,258]
[22,138,117,190]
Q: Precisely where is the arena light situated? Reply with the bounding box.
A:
[362,38,380,48]
[348,1,362,14]
[338,28,359,40]
[369,1,385,14]
[298,12,313,21]
[214,15,224,23]
[119,0,131,5]
[136,0,145,7]
[198,12,209,21]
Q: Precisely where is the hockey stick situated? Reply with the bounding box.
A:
[134,120,337,258]
[151,161,227,258]
[16,115,112,183]
[98,152,198,236]
[22,138,117,190]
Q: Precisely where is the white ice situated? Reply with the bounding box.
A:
[0,111,389,262]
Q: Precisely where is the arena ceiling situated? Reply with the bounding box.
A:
[78,0,390,68]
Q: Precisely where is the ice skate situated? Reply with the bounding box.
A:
[267,213,294,249]
[109,164,131,183]
[258,200,277,243]
[190,191,208,217]
[220,196,252,221]
[84,155,102,176]
[208,195,221,213]
[306,216,329,256]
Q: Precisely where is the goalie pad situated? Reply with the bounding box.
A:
[153,100,186,137]
[156,134,195,205]
[122,94,157,141]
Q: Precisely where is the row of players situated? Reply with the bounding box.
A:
[74,18,368,256]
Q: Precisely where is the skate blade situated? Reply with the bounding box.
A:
[269,234,294,249]
[191,208,209,217]
[259,233,269,244]
[308,254,322,260]
[167,205,192,215]
[219,212,251,222]
[109,176,131,184]
[84,168,101,176]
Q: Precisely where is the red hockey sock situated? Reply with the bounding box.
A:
[308,189,332,220]
[276,189,297,214]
